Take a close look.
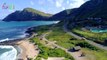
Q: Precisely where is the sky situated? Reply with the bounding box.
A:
[0,0,89,19]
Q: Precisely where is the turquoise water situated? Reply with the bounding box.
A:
[0,21,59,60]
[0,21,59,42]
[90,28,107,33]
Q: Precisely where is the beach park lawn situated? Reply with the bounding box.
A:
[30,37,74,60]
[33,24,107,60]
[71,27,107,45]
[46,26,81,49]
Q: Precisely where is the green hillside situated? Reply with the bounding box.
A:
[3,8,52,21]
[23,8,52,17]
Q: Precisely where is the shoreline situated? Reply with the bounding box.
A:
[0,27,39,60]
[0,21,59,60]
[15,36,39,60]
[15,27,39,60]
[0,26,36,44]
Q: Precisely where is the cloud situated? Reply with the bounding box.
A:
[62,7,65,10]
[30,1,34,5]
[55,0,64,8]
[55,0,87,9]
[68,0,86,8]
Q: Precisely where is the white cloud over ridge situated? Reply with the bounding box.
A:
[55,0,64,8]
[69,0,86,8]
[36,0,88,14]
[55,0,87,9]
[37,0,87,9]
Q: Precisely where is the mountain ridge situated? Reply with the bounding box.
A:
[3,8,52,21]
[3,0,107,22]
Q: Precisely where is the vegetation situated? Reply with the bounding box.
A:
[72,27,107,45]
[82,48,107,60]
[46,26,75,48]
[32,25,51,35]
[24,8,52,17]
[31,23,107,60]
[76,41,99,51]
[33,23,100,50]
[3,8,52,21]
[45,25,101,51]
[30,37,74,60]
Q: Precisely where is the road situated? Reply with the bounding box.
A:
[63,22,82,40]
[63,21,107,51]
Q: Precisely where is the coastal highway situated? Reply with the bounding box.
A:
[63,21,107,51]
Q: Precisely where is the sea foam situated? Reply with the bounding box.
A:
[0,46,17,60]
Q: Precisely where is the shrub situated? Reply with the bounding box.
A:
[76,41,99,51]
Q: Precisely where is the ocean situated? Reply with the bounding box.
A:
[0,21,59,60]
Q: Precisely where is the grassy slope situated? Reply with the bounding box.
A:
[72,27,107,45]
[82,48,107,60]
[32,25,52,35]
[46,26,75,49]
[24,8,52,17]
[30,37,74,60]
[33,23,107,60]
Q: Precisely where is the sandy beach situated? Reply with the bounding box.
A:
[16,40,39,60]
[13,33,39,60]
